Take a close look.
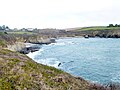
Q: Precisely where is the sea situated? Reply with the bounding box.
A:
[27,37,120,84]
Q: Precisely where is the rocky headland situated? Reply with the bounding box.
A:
[2,33,55,54]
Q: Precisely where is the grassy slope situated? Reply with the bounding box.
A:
[0,32,16,47]
[0,49,90,90]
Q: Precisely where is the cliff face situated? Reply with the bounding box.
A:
[12,34,55,44]
[67,29,120,38]
[7,42,26,51]
[0,33,55,52]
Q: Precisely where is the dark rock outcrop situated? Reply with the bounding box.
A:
[19,46,40,54]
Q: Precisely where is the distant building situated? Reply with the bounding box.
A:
[5,28,10,31]
[20,28,27,32]
[26,28,34,32]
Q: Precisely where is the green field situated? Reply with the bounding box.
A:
[76,26,120,31]
[7,31,36,34]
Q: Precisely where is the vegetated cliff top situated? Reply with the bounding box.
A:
[66,26,120,31]
[79,27,120,31]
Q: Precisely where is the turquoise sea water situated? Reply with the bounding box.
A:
[27,38,120,84]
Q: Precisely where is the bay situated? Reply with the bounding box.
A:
[27,38,120,84]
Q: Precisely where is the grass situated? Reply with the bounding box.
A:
[0,32,5,35]
[0,40,6,47]
[77,26,120,31]
[0,49,89,90]
[8,31,35,35]
[0,49,14,54]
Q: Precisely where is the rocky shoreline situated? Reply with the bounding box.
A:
[20,38,55,54]
[6,38,56,54]
[67,29,120,38]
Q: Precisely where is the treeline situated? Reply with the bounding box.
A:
[107,24,120,27]
[0,25,9,30]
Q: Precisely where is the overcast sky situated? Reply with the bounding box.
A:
[0,0,120,29]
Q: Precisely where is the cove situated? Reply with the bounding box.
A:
[27,37,120,84]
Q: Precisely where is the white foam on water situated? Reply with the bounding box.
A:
[49,41,75,46]
[67,41,75,45]
[27,48,61,68]
[37,58,61,68]
[49,42,66,46]
[26,49,44,59]
[111,72,120,83]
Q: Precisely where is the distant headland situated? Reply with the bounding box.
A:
[1,24,120,39]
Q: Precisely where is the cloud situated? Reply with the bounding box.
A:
[0,0,120,28]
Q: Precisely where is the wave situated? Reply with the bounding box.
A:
[49,41,75,46]
[26,48,44,59]
[37,58,61,68]
[50,42,66,46]
[27,48,61,68]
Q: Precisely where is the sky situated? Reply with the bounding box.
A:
[0,0,120,29]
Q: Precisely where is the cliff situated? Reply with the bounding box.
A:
[66,27,120,38]
[0,33,55,52]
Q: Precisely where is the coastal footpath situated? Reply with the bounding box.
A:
[0,32,119,90]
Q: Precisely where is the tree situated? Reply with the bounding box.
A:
[118,24,120,27]
[2,25,6,30]
[0,25,10,30]
[108,24,114,27]
[115,24,118,27]
[5,26,9,29]
[0,26,2,30]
